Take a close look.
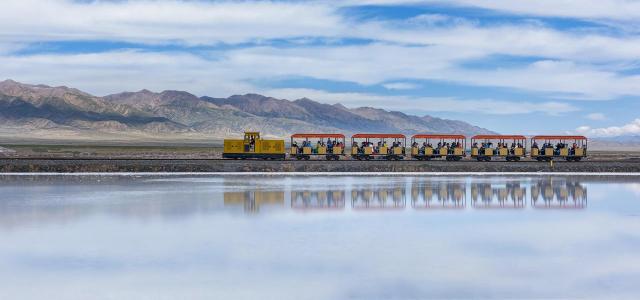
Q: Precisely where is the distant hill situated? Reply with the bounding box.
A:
[0,79,495,142]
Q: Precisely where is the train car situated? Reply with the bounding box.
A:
[222,131,285,160]
[470,135,527,161]
[290,133,346,160]
[351,134,406,160]
[410,134,465,161]
[530,135,587,161]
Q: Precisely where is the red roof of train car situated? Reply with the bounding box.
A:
[291,133,345,138]
[471,135,527,140]
[352,134,406,139]
[531,135,587,140]
[412,134,465,139]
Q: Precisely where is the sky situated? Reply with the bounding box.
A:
[1,0,640,135]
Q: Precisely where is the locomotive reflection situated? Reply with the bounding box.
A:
[291,190,346,210]
[351,185,406,210]
[411,181,466,209]
[223,191,285,213]
[471,182,526,209]
[531,179,587,209]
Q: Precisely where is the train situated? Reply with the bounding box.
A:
[223,132,588,162]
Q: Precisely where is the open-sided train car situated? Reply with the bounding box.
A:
[470,135,527,161]
[410,134,466,161]
[530,135,587,161]
[223,131,285,160]
[290,133,345,160]
[351,134,406,160]
[222,131,589,162]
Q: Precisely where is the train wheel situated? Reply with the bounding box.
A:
[304,156,310,160]
[484,157,491,162]
[366,156,372,161]
[574,157,582,162]
[335,156,340,161]
[514,157,520,162]
[477,157,483,162]
[454,156,462,161]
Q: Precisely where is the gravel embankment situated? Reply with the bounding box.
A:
[1,158,640,173]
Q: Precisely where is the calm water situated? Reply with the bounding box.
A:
[0,174,639,299]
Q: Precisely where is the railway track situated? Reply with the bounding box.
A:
[0,157,633,163]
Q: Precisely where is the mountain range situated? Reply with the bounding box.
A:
[0,79,494,142]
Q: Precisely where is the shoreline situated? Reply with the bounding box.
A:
[2,158,640,173]
[2,171,640,176]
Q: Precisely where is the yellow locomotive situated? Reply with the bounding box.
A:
[223,132,285,160]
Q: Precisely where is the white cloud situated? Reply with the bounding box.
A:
[382,82,419,90]
[586,113,607,121]
[1,0,640,108]
[346,0,640,22]
[264,88,578,115]
[576,118,640,137]
[223,46,640,99]
[0,0,342,45]
[428,0,640,22]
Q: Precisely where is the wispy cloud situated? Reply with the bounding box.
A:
[382,82,419,90]
[586,113,607,121]
[0,0,638,127]
[264,88,578,116]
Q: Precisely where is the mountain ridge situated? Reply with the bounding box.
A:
[0,79,495,141]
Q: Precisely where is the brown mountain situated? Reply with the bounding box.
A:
[0,79,495,142]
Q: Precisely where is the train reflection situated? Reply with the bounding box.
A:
[471,182,526,209]
[291,190,346,210]
[411,181,466,209]
[221,179,588,213]
[223,191,284,213]
[531,179,587,209]
[351,186,406,210]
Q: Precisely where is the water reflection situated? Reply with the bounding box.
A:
[411,181,466,209]
[351,186,406,210]
[218,178,591,212]
[291,191,346,210]
[2,175,640,300]
[0,176,594,225]
[471,182,526,209]
[223,191,284,213]
[531,179,587,209]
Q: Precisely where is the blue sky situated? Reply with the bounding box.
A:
[2,0,640,136]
